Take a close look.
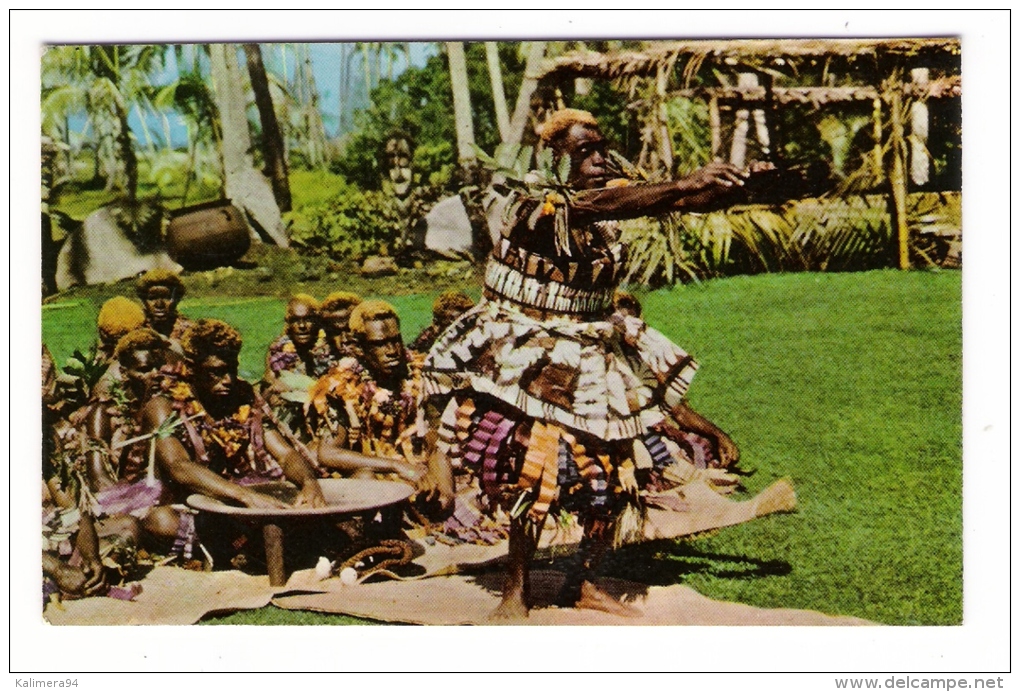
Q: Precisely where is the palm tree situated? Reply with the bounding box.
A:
[208,43,288,246]
[41,44,165,204]
[507,41,547,146]
[485,42,510,142]
[445,42,476,176]
[243,43,291,211]
[153,47,220,206]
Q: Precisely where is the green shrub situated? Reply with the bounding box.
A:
[285,179,402,258]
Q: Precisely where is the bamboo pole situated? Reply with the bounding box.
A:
[909,68,930,186]
[871,97,883,182]
[886,73,910,270]
[709,95,721,160]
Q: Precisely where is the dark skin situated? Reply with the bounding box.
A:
[41,506,141,598]
[490,121,755,621]
[285,301,319,352]
[142,354,327,510]
[320,306,356,356]
[86,347,166,491]
[316,317,453,507]
[433,302,472,334]
[42,514,106,598]
[263,300,322,407]
[83,345,190,547]
[559,122,773,219]
[142,285,182,338]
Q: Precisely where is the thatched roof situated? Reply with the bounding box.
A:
[539,38,961,81]
[669,75,961,106]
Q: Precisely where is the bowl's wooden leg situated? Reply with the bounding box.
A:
[263,523,286,586]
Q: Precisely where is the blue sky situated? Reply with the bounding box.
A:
[118,42,438,148]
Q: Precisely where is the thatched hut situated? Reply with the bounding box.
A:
[531,38,961,270]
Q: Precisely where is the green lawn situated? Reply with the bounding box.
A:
[41,269,962,626]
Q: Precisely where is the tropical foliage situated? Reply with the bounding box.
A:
[620,191,959,286]
[41,39,962,291]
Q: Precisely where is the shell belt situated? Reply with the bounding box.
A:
[483,258,615,316]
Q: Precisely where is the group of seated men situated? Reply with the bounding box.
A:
[42,268,738,603]
[42,268,479,599]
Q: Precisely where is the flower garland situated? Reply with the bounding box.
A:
[308,352,425,460]
[267,332,334,378]
[158,364,278,480]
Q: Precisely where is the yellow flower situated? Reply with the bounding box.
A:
[540,192,565,217]
[169,382,193,401]
[235,405,250,423]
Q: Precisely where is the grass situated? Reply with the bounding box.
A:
[41,268,962,626]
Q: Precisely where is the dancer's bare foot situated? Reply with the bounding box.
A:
[487,593,529,622]
[575,580,640,617]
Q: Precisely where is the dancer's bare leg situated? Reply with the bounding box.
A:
[561,516,640,617]
[488,516,536,621]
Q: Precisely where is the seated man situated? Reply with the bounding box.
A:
[407,290,476,353]
[135,269,193,352]
[43,350,140,604]
[263,294,332,443]
[96,296,147,363]
[318,291,363,365]
[67,328,186,551]
[58,296,147,410]
[308,300,450,501]
[141,319,327,515]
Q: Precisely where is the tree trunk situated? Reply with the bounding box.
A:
[485,42,510,142]
[507,41,547,146]
[243,43,292,212]
[114,99,138,205]
[300,44,328,170]
[446,42,477,174]
[209,43,288,247]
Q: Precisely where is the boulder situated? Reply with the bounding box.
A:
[55,206,182,290]
[361,255,399,277]
[423,194,474,259]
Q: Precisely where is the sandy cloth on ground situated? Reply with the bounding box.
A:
[42,478,797,625]
[43,567,278,626]
[273,569,874,626]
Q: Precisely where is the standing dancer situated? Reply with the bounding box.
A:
[423,109,767,619]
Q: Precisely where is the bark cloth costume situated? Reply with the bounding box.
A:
[422,178,711,534]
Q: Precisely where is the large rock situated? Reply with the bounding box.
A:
[55,207,182,290]
[361,255,399,277]
[423,194,474,259]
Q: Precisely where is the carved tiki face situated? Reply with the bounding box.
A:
[385,136,413,198]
